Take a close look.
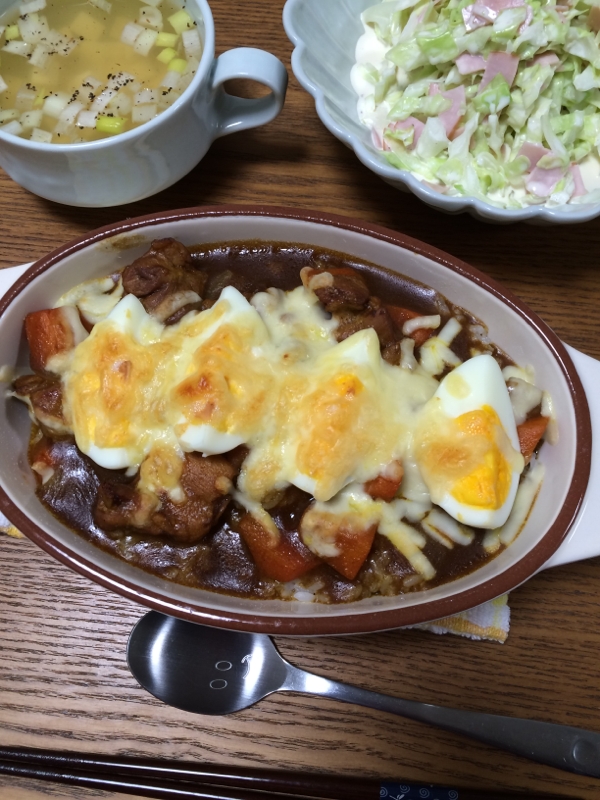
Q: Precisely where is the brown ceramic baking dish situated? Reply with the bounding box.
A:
[0,207,596,635]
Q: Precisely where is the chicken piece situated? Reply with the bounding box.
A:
[12,374,68,436]
[225,445,250,473]
[143,284,205,323]
[122,238,207,323]
[334,298,396,347]
[163,299,204,325]
[381,341,403,365]
[24,306,88,373]
[95,453,236,544]
[122,238,196,296]
[94,481,156,532]
[301,266,370,312]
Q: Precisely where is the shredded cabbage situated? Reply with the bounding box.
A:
[353,0,600,207]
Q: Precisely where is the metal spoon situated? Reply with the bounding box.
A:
[127,611,600,778]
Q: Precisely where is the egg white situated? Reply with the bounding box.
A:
[414,354,525,529]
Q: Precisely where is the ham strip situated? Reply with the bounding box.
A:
[526,165,566,197]
[519,145,574,199]
[483,0,525,14]
[456,53,487,74]
[390,117,425,149]
[479,51,520,92]
[462,5,489,30]
[422,181,448,193]
[371,128,383,150]
[438,85,466,136]
[429,84,466,137]
[519,4,533,32]
[518,142,550,170]
[532,52,560,67]
[462,0,525,29]
[570,164,587,197]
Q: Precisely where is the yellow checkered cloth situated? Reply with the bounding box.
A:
[411,594,510,643]
[0,513,23,540]
[0,513,509,642]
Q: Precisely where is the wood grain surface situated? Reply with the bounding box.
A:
[1,2,600,798]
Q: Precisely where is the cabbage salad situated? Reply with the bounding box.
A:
[351,0,600,207]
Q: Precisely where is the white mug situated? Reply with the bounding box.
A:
[0,0,288,207]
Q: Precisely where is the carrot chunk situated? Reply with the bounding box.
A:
[386,305,435,346]
[24,307,81,372]
[364,460,404,501]
[238,514,320,582]
[517,415,549,461]
[322,524,377,581]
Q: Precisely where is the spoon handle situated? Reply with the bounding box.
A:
[281,665,600,778]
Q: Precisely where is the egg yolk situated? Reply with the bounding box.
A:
[174,322,271,435]
[67,324,173,453]
[450,407,512,509]
[295,372,366,499]
[417,405,514,511]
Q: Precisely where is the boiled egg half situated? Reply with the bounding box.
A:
[413,354,525,529]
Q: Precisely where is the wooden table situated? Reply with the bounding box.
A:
[1,2,600,798]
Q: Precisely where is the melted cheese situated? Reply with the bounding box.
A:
[48,274,547,583]
[301,485,435,579]
[58,283,441,506]
[30,272,556,585]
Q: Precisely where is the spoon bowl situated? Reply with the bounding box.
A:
[128,611,600,778]
[128,612,287,715]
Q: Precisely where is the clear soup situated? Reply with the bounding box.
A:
[0,0,202,143]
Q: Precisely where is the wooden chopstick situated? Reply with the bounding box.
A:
[0,748,373,800]
[0,747,581,800]
[0,759,319,800]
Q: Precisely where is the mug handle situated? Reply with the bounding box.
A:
[543,345,600,569]
[210,47,288,137]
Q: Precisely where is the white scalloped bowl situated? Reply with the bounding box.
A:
[283,0,600,225]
